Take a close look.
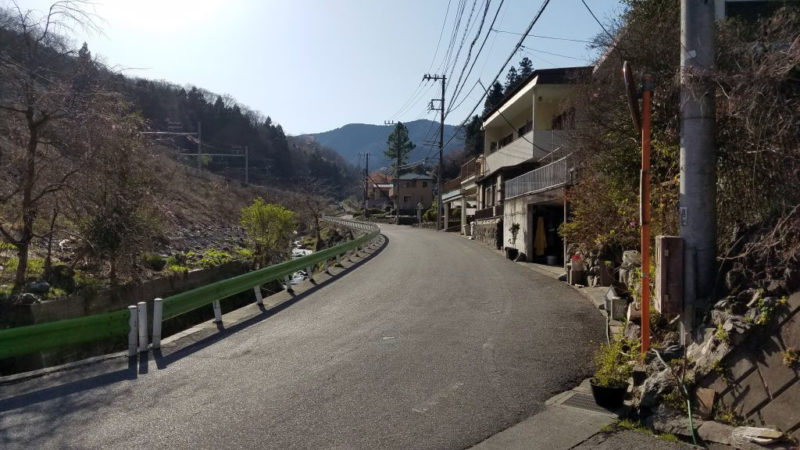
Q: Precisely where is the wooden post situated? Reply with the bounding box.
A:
[641,75,652,354]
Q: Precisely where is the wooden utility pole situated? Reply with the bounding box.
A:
[423,73,446,231]
[363,152,369,217]
[384,121,399,224]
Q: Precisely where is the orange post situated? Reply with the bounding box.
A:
[641,75,652,354]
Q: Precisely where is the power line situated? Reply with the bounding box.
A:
[520,45,589,62]
[448,0,505,115]
[490,28,593,43]
[427,0,455,73]
[447,0,494,115]
[445,0,481,86]
[442,0,552,150]
[580,0,615,43]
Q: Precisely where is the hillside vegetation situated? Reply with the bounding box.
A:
[0,4,342,298]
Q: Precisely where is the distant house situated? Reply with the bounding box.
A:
[442,156,482,234]
[473,66,591,265]
[390,173,434,214]
[366,171,393,210]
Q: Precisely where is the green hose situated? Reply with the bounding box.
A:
[653,349,698,446]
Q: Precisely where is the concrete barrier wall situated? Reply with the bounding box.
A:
[28,261,250,324]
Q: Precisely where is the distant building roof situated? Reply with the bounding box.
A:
[398,173,433,180]
[369,171,393,183]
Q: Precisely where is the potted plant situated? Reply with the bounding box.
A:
[590,339,634,408]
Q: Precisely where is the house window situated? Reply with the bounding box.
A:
[422,181,428,188]
[403,195,410,203]
[490,142,498,153]
[499,133,513,148]
[518,120,532,136]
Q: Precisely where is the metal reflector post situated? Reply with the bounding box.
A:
[137,302,148,353]
[128,305,138,357]
[152,298,163,349]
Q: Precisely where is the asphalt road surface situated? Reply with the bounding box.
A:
[0,224,604,449]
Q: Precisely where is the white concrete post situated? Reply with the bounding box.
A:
[323,259,329,272]
[306,266,314,282]
[336,254,341,266]
[284,275,293,292]
[253,285,263,306]
[212,300,222,323]
[137,302,148,353]
[127,305,138,357]
[152,298,163,350]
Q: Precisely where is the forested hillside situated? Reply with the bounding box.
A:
[302,119,461,169]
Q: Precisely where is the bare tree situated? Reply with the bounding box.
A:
[0,1,99,290]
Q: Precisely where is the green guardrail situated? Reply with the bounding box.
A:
[0,218,380,361]
[0,309,130,360]
[162,220,379,320]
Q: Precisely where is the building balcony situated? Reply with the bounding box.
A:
[484,130,568,175]
[474,204,504,220]
[505,155,573,200]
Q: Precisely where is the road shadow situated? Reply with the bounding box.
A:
[151,234,389,370]
[0,357,138,413]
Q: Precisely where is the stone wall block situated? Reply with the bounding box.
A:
[721,370,771,417]
[756,335,798,396]
[759,380,800,433]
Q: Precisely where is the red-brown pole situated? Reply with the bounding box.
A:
[641,75,652,354]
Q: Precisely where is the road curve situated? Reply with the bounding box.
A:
[0,224,604,449]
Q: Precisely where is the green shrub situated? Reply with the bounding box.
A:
[143,252,166,271]
[593,338,637,387]
[166,253,187,267]
[240,198,296,267]
[198,249,233,269]
[166,264,189,274]
[235,247,254,260]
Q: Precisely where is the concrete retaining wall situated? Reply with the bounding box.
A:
[28,261,251,324]
[474,218,501,249]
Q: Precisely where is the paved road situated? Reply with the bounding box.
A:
[0,225,603,449]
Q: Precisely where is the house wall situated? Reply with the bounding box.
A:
[392,179,434,210]
[504,196,530,257]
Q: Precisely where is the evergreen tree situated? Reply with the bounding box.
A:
[482,81,505,116]
[464,115,484,157]
[518,57,534,79]
[384,122,415,174]
[504,66,520,91]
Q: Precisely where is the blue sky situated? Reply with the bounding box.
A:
[13,0,624,134]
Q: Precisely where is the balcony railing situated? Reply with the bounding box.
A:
[505,156,572,200]
[474,204,504,220]
[443,177,462,193]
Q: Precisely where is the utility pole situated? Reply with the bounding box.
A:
[423,73,446,231]
[385,120,399,224]
[197,121,202,170]
[363,152,369,217]
[680,0,716,335]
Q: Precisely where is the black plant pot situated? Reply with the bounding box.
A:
[590,379,628,409]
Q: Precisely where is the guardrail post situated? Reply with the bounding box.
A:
[137,302,148,353]
[128,305,138,357]
[212,300,222,323]
[152,298,163,350]
[253,285,263,306]
[306,266,314,282]
[284,275,294,293]
[336,254,341,266]
[323,259,329,273]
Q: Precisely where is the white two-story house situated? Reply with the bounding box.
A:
[473,66,590,264]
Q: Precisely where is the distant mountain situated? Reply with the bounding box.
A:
[301,120,462,170]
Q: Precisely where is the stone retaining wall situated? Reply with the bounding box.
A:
[698,291,800,442]
[474,218,501,249]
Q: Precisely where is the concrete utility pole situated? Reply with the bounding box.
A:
[423,73,446,231]
[680,0,716,331]
[385,120,399,224]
